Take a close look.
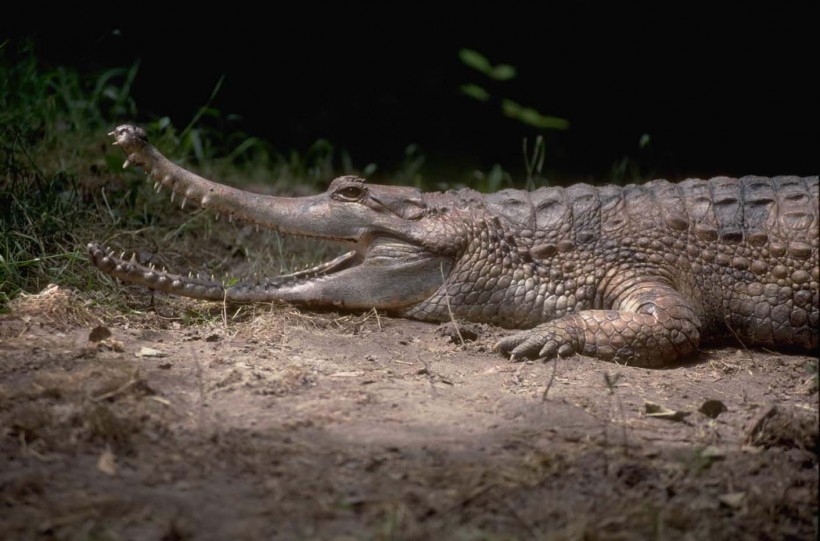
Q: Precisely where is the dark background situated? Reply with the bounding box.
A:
[6,4,818,184]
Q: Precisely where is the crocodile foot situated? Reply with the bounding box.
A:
[496,321,580,361]
[495,302,701,368]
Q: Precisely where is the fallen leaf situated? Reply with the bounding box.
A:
[700,446,727,459]
[644,401,691,422]
[717,492,746,508]
[148,396,172,406]
[97,448,117,476]
[136,347,166,358]
[331,371,365,378]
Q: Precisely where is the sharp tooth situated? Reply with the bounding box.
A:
[181,197,187,210]
[214,213,220,221]
[228,214,233,223]
[112,141,119,146]
[120,251,125,259]
[150,263,155,271]
[122,159,131,169]
[154,181,160,192]
[130,253,136,263]
[108,130,116,136]
[170,191,176,203]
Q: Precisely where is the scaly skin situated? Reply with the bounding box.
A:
[89,125,819,367]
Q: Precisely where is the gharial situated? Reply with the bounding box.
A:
[88,125,819,367]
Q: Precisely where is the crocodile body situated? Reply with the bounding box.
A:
[89,125,819,366]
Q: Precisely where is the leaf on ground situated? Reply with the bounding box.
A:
[717,492,746,508]
[700,446,727,459]
[330,371,365,378]
[644,401,691,422]
[97,448,117,476]
[136,347,166,358]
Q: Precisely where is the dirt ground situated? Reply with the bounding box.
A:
[1,285,817,540]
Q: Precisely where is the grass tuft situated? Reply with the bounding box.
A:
[0,40,367,311]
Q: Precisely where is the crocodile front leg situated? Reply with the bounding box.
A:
[496,282,702,367]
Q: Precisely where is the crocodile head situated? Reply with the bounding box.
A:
[88,125,460,311]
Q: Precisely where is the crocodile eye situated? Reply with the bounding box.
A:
[334,185,365,201]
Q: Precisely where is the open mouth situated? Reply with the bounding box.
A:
[90,125,449,309]
[87,242,361,299]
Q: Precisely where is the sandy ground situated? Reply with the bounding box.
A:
[0,285,817,540]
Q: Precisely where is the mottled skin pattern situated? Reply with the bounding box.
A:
[409,176,819,366]
[89,126,819,367]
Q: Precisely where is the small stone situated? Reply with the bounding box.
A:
[699,399,728,419]
[791,270,809,284]
[749,261,768,275]
[88,326,112,343]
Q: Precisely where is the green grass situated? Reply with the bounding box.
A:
[0,42,137,309]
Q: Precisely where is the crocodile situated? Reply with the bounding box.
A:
[88,125,819,367]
